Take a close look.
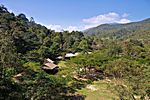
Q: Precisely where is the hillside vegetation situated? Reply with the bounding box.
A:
[0,5,150,100]
[85,18,150,38]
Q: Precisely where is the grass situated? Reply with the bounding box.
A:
[58,61,67,67]
[58,61,118,100]
[57,61,75,78]
[23,62,41,72]
[77,80,118,100]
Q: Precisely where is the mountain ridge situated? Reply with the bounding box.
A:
[84,18,150,38]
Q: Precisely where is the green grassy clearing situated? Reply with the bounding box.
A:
[77,80,118,100]
[58,61,118,100]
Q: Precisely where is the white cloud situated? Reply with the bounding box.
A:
[8,9,13,13]
[82,12,131,29]
[40,24,82,32]
[122,13,129,17]
[83,24,98,30]
[46,24,63,32]
[65,26,80,32]
[83,12,120,24]
[38,12,131,31]
[117,19,131,24]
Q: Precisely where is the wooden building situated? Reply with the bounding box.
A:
[41,58,59,74]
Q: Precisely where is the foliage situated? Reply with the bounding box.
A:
[0,5,150,100]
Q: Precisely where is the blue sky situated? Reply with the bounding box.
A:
[1,0,150,31]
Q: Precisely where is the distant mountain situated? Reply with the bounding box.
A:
[85,18,150,38]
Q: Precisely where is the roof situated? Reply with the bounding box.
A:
[45,58,54,63]
[56,56,63,59]
[65,53,76,57]
[88,52,92,54]
[75,52,80,56]
[42,63,58,70]
[56,52,80,59]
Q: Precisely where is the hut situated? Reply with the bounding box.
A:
[44,58,54,63]
[65,53,76,58]
[41,58,59,74]
[56,52,80,60]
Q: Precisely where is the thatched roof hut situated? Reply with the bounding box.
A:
[42,63,58,70]
[56,52,80,60]
[41,58,59,74]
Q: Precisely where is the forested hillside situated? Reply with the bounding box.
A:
[85,18,150,38]
[0,5,88,61]
[0,5,150,100]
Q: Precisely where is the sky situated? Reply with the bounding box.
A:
[1,0,150,32]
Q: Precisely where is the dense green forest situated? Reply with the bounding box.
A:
[0,5,150,100]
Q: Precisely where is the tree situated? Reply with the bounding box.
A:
[78,39,89,53]
[0,30,23,99]
[17,13,28,21]
[30,17,35,23]
[0,4,8,12]
[0,30,21,78]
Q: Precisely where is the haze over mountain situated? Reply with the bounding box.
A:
[85,18,150,38]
